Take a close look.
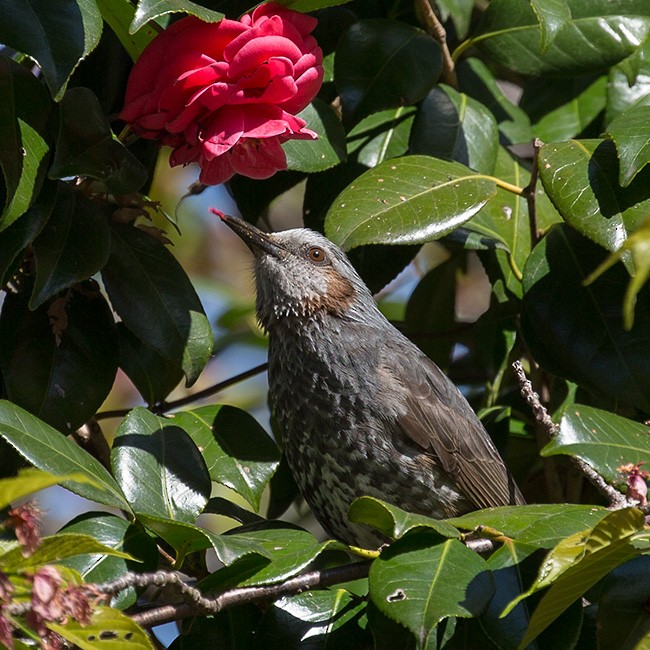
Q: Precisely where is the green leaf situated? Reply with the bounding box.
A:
[457,58,532,145]
[0,401,130,511]
[348,496,460,540]
[49,87,147,194]
[60,512,158,610]
[0,56,51,230]
[436,0,474,40]
[530,0,572,51]
[410,85,499,174]
[30,183,111,308]
[606,38,650,123]
[111,408,211,523]
[0,468,92,510]
[0,533,135,570]
[369,534,494,646]
[324,155,497,250]
[117,323,183,406]
[130,0,224,34]
[448,504,609,549]
[171,405,280,512]
[540,139,650,270]
[521,75,607,142]
[347,106,416,167]
[284,99,347,173]
[334,20,441,127]
[542,405,650,485]
[0,0,103,100]
[101,224,214,386]
[95,0,158,60]
[473,0,650,76]
[507,509,644,648]
[276,0,354,11]
[48,605,154,650]
[0,180,55,286]
[0,282,119,432]
[256,589,370,647]
[522,224,650,412]
[605,105,650,186]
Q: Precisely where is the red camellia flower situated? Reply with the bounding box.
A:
[121,2,323,184]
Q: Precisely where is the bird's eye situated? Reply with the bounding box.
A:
[306,246,328,265]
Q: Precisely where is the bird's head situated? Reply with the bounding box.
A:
[216,212,375,331]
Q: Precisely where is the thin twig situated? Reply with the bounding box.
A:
[94,363,268,421]
[512,361,630,509]
[525,138,543,246]
[415,0,458,88]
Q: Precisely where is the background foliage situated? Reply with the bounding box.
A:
[1,0,650,648]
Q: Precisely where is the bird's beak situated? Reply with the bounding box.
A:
[215,211,285,258]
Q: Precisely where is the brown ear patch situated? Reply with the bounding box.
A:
[322,270,356,315]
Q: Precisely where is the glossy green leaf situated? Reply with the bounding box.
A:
[457,58,532,145]
[521,75,607,141]
[136,514,218,561]
[117,323,183,406]
[539,140,650,270]
[0,282,119,432]
[171,405,280,512]
[473,0,650,76]
[347,106,415,167]
[48,605,154,650]
[605,105,650,186]
[369,534,494,645]
[410,85,499,174]
[334,20,441,127]
[0,401,130,511]
[130,0,224,33]
[0,533,135,570]
[324,155,497,250]
[0,468,92,510]
[30,184,111,308]
[0,180,55,286]
[0,56,51,230]
[436,0,474,40]
[530,0,572,51]
[543,405,650,485]
[101,224,214,386]
[348,496,460,540]
[284,99,347,173]
[606,39,650,123]
[95,0,157,60]
[448,503,609,549]
[49,87,147,193]
[111,408,211,522]
[508,509,644,647]
[257,589,369,647]
[596,556,650,650]
[0,0,103,100]
[522,224,650,412]
[60,512,158,610]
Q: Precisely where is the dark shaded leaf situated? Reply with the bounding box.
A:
[95,0,158,60]
[334,20,441,127]
[0,281,118,432]
[49,87,147,194]
[30,183,111,308]
[410,85,499,174]
[117,323,183,406]
[0,0,103,99]
[111,407,211,523]
[0,401,130,511]
[172,405,280,512]
[0,56,51,230]
[324,156,496,250]
[101,224,214,386]
[522,224,650,412]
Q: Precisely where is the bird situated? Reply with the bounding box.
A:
[216,211,525,547]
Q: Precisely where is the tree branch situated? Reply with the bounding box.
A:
[525,138,543,246]
[512,360,631,509]
[415,0,458,88]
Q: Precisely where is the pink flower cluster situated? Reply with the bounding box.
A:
[121,2,323,184]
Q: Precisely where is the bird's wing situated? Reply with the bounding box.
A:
[381,342,525,509]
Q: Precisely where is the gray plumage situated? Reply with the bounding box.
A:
[220,214,524,547]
